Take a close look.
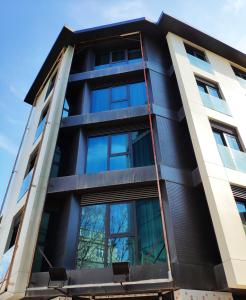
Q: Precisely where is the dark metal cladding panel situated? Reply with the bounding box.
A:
[165,181,221,266]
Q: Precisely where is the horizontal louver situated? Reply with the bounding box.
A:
[231,185,246,200]
[80,185,158,206]
[88,122,149,137]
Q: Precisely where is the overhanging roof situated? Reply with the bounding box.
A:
[24,12,246,105]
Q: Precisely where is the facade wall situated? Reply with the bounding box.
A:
[167,32,246,289]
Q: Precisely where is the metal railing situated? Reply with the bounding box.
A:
[217,144,246,173]
[188,54,213,73]
[199,91,231,116]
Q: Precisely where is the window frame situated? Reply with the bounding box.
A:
[90,81,146,113]
[212,126,243,152]
[76,197,165,268]
[196,77,223,99]
[232,66,246,81]
[184,43,208,62]
[85,129,152,174]
[94,48,142,69]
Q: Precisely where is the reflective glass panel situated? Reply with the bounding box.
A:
[197,82,206,93]
[86,136,108,173]
[91,88,110,113]
[208,86,220,98]
[213,131,225,146]
[132,130,154,167]
[77,205,106,268]
[111,134,128,154]
[95,53,110,68]
[110,203,132,234]
[128,49,141,61]
[225,134,241,151]
[236,201,246,225]
[108,237,135,265]
[112,50,125,62]
[136,198,166,264]
[111,101,128,110]
[112,85,127,101]
[129,82,146,106]
[110,155,129,170]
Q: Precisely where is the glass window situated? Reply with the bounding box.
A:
[213,127,243,151]
[128,48,142,62]
[232,66,246,81]
[34,106,48,141]
[77,204,106,269]
[185,44,207,62]
[213,131,225,146]
[132,130,154,167]
[95,53,110,69]
[225,134,241,151]
[91,82,146,113]
[76,198,166,269]
[86,130,153,174]
[50,146,61,177]
[112,50,125,63]
[94,48,141,69]
[196,79,221,98]
[110,203,132,234]
[112,86,127,102]
[111,134,128,154]
[45,74,56,100]
[62,99,69,118]
[129,82,146,106]
[86,136,108,173]
[91,88,110,113]
[236,200,246,226]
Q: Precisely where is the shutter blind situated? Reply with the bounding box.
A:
[80,185,158,206]
[231,185,246,200]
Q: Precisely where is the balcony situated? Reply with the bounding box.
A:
[18,169,33,201]
[34,117,46,142]
[238,77,246,89]
[199,91,232,116]
[188,54,213,73]
[0,246,14,282]
[217,144,246,173]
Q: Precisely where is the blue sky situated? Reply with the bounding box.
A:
[0,0,246,207]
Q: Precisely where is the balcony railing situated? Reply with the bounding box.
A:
[238,77,246,89]
[199,91,232,116]
[0,246,14,282]
[34,117,46,142]
[188,54,213,73]
[18,169,33,201]
[217,144,246,173]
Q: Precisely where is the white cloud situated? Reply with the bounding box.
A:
[0,134,17,156]
[223,0,246,13]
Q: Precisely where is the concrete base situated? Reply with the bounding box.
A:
[174,289,233,300]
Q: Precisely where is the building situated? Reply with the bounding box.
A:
[0,12,246,300]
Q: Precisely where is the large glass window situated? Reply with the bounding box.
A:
[95,48,141,69]
[86,129,154,174]
[45,73,56,100]
[76,198,166,269]
[184,43,212,73]
[232,66,246,81]
[34,106,49,142]
[212,125,246,173]
[236,199,246,234]
[18,151,37,201]
[91,82,146,113]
